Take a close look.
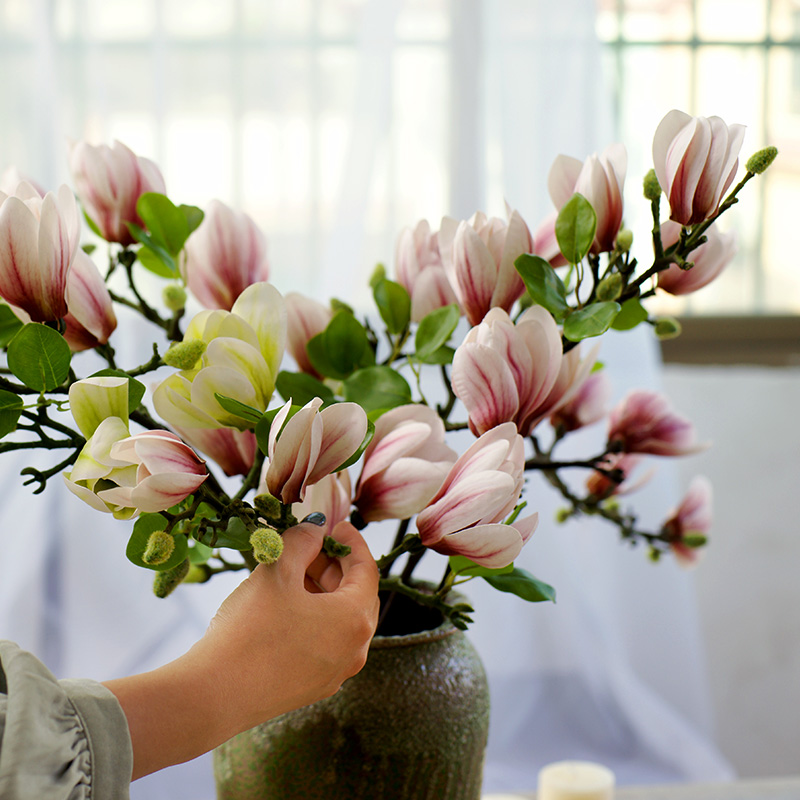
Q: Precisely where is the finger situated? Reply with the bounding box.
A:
[328,521,379,596]
[280,517,327,574]
[306,551,344,593]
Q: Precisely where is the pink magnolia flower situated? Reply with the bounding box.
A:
[172,426,257,478]
[265,398,368,504]
[395,219,459,322]
[653,110,745,226]
[183,199,270,311]
[284,292,332,377]
[0,182,80,322]
[438,209,533,326]
[353,405,457,522]
[0,167,45,197]
[550,369,611,433]
[607,390,707,456]
[662,476,712,567]
[585,453,650,500]
[451,306,562,437]
[69,139,166,245]
[547,143,627,253]
[657,220,737,296]
[531,211,568,268]
[293,471,353,537]
[416,423,538,568]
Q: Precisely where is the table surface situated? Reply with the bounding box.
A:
[483,776,800,799]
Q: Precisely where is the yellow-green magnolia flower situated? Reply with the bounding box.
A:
[153,282,286,430]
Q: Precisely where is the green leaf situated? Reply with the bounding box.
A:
[342,366,412,413]
[515,254,569,320]
[611,297,648,331]
[275,370,335,407]
[415,304,460,360]
[449,555,514,578]
[333,419,375,471]
[180,204,205,236]
[484,567,556,603]
[0,389,23,439]
[136,193,190,256]
[0,305,24,347]
[214,394,264,426]
[416,345,455,365]
[90,369,146,413]
[555,193,597,264]
[194,516,253,551]
[563,301,621,342]
[136,242,178,279]
[373,279,411,335]
[126,514,188,572]
[7,323,71,391]
[83,211,104,239]
[188,540,213,565]
[307,312,375,380]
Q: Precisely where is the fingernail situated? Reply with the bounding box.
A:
[301,512,326,527]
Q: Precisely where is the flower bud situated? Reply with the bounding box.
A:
[596,272,623,301]
[616,228,633,252]
[184,563,212,583]
[153,559,190,598]
[654,317,682,340]
[250,527,284,565]
[143,530,176,565]
[322,535,351,558]
[253,493,282,522]
[163,284,187,312]
[163,339,206,370]
[643,169,662,201]
[555,507,572,524]
[681,532,708,548]
[745,146,778,175]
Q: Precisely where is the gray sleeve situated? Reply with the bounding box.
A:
[0,640,133,800]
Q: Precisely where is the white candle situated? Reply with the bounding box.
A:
[537,760,615,800]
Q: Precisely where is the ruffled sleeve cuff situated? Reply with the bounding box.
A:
[0,641,133,800]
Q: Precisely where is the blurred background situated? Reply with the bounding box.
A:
[0,0,798,795]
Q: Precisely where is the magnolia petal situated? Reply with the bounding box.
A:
[306,402,368,486]
[358,420,434,485]
[63,475,113,514]
[231,282,287,379]
[432,523,524,569]
[548,154,584,209]
[0,196,41,312]
[191,365,264,428]
[125,472,208,513]
[653,109,693,199]
[453,222,497,325]
[153,373,220,429]
[69,376,130,439]
[493,210,530,309]
[513,512,539,544]
[64,250,117,348]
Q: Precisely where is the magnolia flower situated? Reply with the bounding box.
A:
[354,405,458,522]
[264,398,368,504]
[153,282,286,430]
[662,476,712,567]
[63,377,206,519]
[0,167,45,197]
[293,471,353,537]
[657,220,737,295]
[607,390,707,456]
[0,183,80,322]
[172,426,257,478]
[550,369,611,433]
[438,209,532,326]
[284,292,332,377]
[451,306,562,437]
[531,211,568,268]
[9,249,117,352]
[547,143,627,253]
[395,219,459,322]
[69,139,166,245]
[653,110,745,226]
[416,423,538,568]
[585,453,649,500]
[183,199,270,311]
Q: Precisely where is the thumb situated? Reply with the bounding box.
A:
[279,513,328,573]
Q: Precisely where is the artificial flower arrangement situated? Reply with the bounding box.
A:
[0,110,776,634]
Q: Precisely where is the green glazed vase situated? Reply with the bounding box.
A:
[213,591,490,800]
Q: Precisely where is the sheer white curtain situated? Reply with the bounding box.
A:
[0,1,732,797]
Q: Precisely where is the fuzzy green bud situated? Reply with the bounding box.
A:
[369,263,387,290]
[153,559,190,598]
[253,493,282,522]
[596,272,623,301]
[616,228,633,252]
[163,284,188,312]
[142,530,176,566]
[322,535,352,558]
[745,146,778,175]
[250,527,284,565]
[654,316,682,340]
[555,507,573,524]
[648,547,662,563]
[163,339,206,370]
[682,532,708,548]
[643,169,662,201]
